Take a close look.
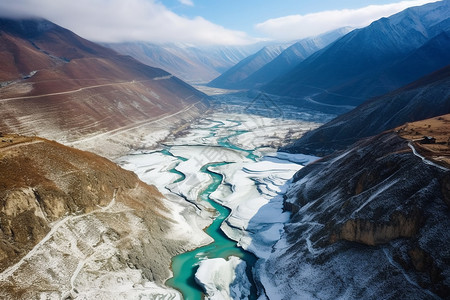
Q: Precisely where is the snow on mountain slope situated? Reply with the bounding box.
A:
[262,0,450,106]
[280,64,450,156]
[258,116,450,299]
[104,42,255,84]
[208,45,288,89]
[0,134,210,299]
[240,27,353,89]
[0,17,208,158]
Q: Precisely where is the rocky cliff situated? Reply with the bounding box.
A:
[259,115,450,299]
[0,134,204,299]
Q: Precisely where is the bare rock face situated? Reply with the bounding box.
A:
[260,118,450,299]
[0,135,187,299]
[335,212,422,246]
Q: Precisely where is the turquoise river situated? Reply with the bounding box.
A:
[165,120,259,299]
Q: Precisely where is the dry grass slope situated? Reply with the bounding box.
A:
[397,114,450,168]
[0,134,186,298]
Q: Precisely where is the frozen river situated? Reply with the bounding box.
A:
[118,91,334,299]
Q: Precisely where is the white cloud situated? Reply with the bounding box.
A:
[255,0,440,41]
[178,0,194,6]
[0,0,251,45]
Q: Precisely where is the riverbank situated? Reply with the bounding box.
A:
[118,101,331,298]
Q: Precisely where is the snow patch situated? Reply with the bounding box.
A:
[195,256,251,300]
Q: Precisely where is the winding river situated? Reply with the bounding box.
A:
[164,119,260,299]
[166,162,258,299]
[119,94,333,299]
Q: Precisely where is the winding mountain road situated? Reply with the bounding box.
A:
[0,76,174,102]
[408,142,449,171]
[0,189,119,282]
[0,139,43,152]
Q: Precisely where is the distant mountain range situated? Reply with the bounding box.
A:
[207,44,288,89]
[0,1,449,299]
[281,64,450,155]
[262,0,450,106]
[208,27,352,89]
[0,17,207,157]
[266,3,450,298]
[104,42,258,84]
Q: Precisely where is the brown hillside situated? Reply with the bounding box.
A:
[0,133,198,298]
[0,18,208,156]
[397,114,450,168]
[0,134,165,272]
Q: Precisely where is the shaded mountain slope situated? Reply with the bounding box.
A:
[0,18,208,157]
[208,45,286,89]
[262,1,450,106]
[259,115,450,299]
[0,134,205,299]
[281,65,450,156]
[240,27,353,89]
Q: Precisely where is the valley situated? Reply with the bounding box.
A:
[0,1,449,299]
[0,133,203,299]
[117,89,331,299]
[0,88,332,299]
[0,18,208,159]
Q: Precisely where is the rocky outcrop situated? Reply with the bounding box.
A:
[335,211,422,246]
[443,175,450,207]
[0,135,195,299]
[260,120,450,299]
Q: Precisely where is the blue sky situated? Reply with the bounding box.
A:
[162,0,401,34]
[0,0,439,44]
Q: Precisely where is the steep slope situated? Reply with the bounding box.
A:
[240,27,353,89]
[0,134,208,299]
[0,18,208,158]
[263,0,450,106]
[281,64,450,156]
[258,116,450,299]
[377,30,450,87]
[105,42,254,84]
[208,45,287,89]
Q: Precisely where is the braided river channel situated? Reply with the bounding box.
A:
[119,91,334,299]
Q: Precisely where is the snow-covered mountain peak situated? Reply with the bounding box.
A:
[388,0,449,28]
[259,44,289,56]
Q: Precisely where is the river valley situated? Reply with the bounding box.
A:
[118,90,335,299]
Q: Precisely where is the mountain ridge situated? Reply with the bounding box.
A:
[262,0,450,106]
[232,27,353,89]
[259,115,450,299]
[0,133,209,299]
[104,42,257,84]
[0,17,208,158]
[208,44,287,89]
[280,64,450,156]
